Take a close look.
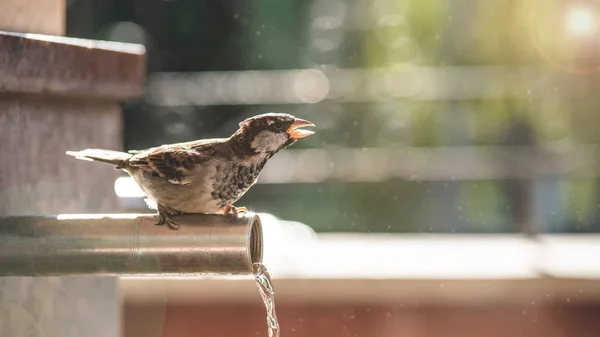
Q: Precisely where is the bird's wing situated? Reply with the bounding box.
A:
[128,138,231,185]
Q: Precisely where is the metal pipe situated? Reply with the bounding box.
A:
[0,213,263,276]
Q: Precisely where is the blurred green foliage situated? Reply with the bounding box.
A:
[67,0,600,233]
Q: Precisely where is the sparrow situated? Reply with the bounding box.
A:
[66,113,315,230]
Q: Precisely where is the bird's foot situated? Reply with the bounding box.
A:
[157,214,180,230]
[221,205,248,218]
[155,204,181,230]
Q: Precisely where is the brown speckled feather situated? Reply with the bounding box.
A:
[128,138,233,185]
[66,113,314,230]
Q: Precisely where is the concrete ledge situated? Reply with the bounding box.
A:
[0,31,145,100]
[0,0,64,36]
[0,25,145,337]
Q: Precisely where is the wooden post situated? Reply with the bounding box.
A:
[0,3,145,336]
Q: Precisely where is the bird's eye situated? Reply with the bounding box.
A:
[273,121,284,130]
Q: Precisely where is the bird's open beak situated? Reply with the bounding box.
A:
[287,118,315,139]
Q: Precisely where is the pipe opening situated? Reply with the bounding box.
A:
[249,215,264,264]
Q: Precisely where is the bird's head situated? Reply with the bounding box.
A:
[234,113,315,154]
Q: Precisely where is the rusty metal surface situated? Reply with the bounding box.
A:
[0,213,263,276]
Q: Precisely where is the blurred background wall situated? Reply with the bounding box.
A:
[66,0,600,235]
[59,1,600,337]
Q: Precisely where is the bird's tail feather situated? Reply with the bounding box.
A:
[66,148,133,168]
